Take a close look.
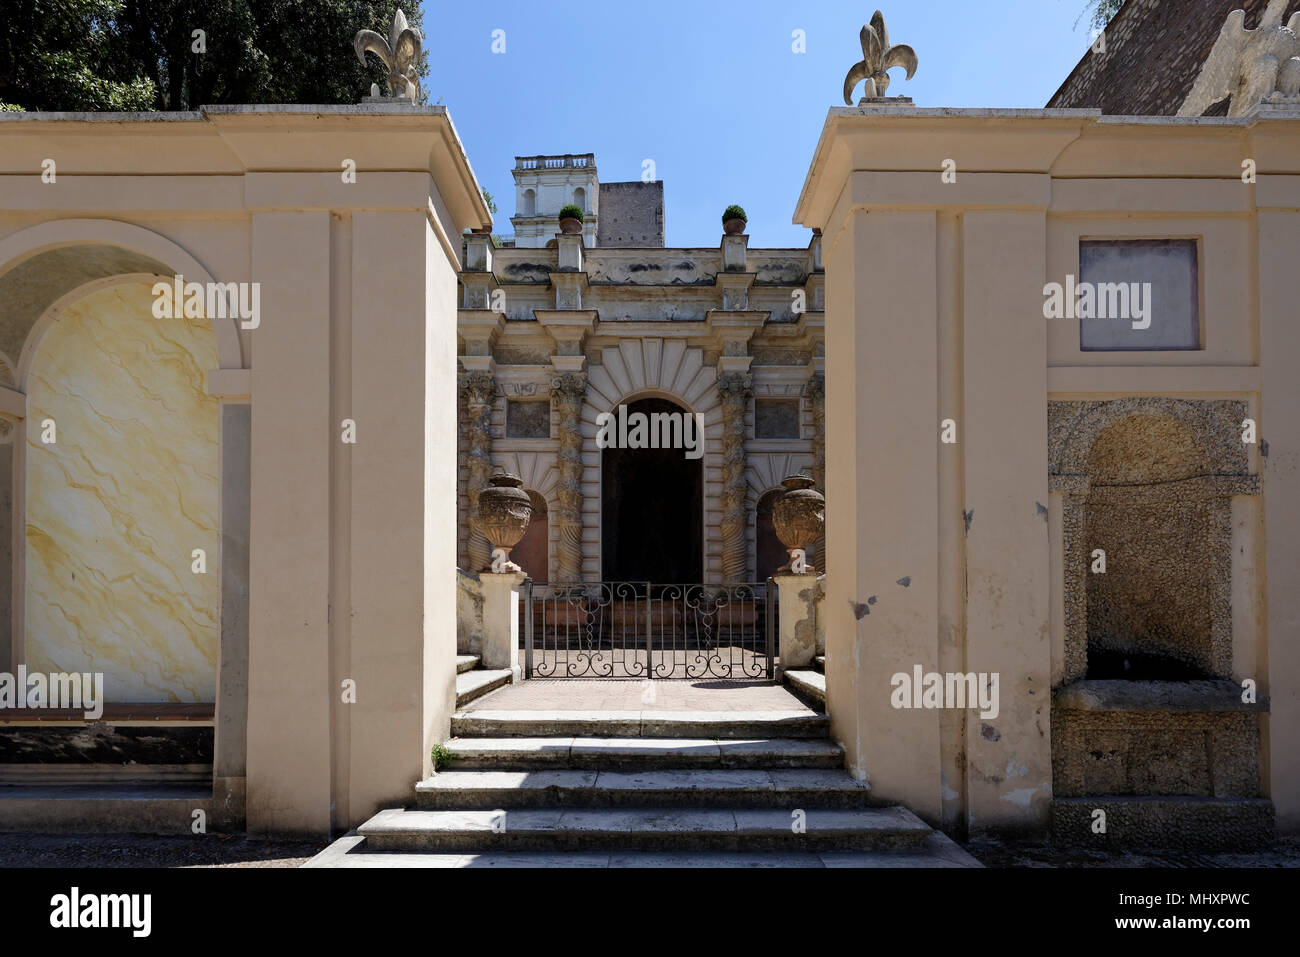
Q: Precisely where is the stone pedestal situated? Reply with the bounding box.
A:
[480,570,526,682]
[774,573,819,672]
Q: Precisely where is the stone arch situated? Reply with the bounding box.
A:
[0,219,243,372]
[745,452,814,580]
[1049,396,1248,480]
[581,339,724,581]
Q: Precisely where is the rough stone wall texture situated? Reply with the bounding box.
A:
[1084,500,1215,673]
[596,182,665,248]
[1047,0,1300,115]
[1048,398,1256,684]
[1051,797,1274,849]
[1053,703,1261,797]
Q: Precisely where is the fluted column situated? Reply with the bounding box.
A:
[718,372,751,584]
[807,372,826,574]
[551,372,587,583]
[459,371,495,572]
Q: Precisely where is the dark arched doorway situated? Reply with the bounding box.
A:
[601,397,703,583]
[755,488,786,581]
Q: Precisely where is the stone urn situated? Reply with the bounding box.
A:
[723,217,746,236]
[559,217,583,235]
[772,473,824,574]
[477,471,533,573]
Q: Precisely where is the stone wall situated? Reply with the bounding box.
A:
[1048,0,1300,115]
[596,182,664,248]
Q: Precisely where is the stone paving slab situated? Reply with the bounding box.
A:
[355,805,932,852]
[414,767,871,809]
[446,736,845,770]
[462,679,815,713]
[452,710,829,739]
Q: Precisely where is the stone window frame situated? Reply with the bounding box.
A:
[1048,397,1259,685]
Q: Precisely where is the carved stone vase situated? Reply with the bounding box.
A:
[477,471,533,573]
[772,473,825,574]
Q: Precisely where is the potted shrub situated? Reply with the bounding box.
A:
[722,204,748,235]
[559,204,584,234]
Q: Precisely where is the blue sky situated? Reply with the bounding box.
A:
[426,0,1106,247]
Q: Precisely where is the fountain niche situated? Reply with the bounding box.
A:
[1082,414,1219,681]
[1048,399,1270,849]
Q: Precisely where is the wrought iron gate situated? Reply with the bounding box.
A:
[523,580,776,680]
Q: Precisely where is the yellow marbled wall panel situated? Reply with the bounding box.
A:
[25,282,219,702]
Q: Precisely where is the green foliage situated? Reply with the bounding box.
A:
[0,1,432,112]
[481,188,498,216]
[722,204,747,223]
[559,204,584,222]
[0,0,158,111]
[431,743,452,771]
[1079,0,1124,31]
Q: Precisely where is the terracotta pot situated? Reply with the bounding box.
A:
[772,473,824,556]
[723,217,747,236]
[477,471,533,556]
[559,217,583,235]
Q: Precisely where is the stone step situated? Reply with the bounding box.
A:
[305,830,982,868]
[456,655,481,675]
[356,805,932,853]
[451,710,829,739]
[814,656,825,674]
[445,736,846,771]
[783,670,826,710]
[414,768,870,809]
[455,670,513,709]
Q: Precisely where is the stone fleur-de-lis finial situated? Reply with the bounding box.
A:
[354,7,423,102]
[842,10,918,104]
[1178,0,1300,117]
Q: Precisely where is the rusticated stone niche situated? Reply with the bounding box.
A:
[1048,398,1258,683]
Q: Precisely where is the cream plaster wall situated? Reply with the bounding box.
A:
[797,107,1300,835]
[0,106,491,837]
[24,282,219,702]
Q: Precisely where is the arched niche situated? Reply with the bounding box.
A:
[513,490,550,582]
[24,281,220,701]
[1049,398,1258,684]
[0,221,246,713]
[754,488,786,581]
